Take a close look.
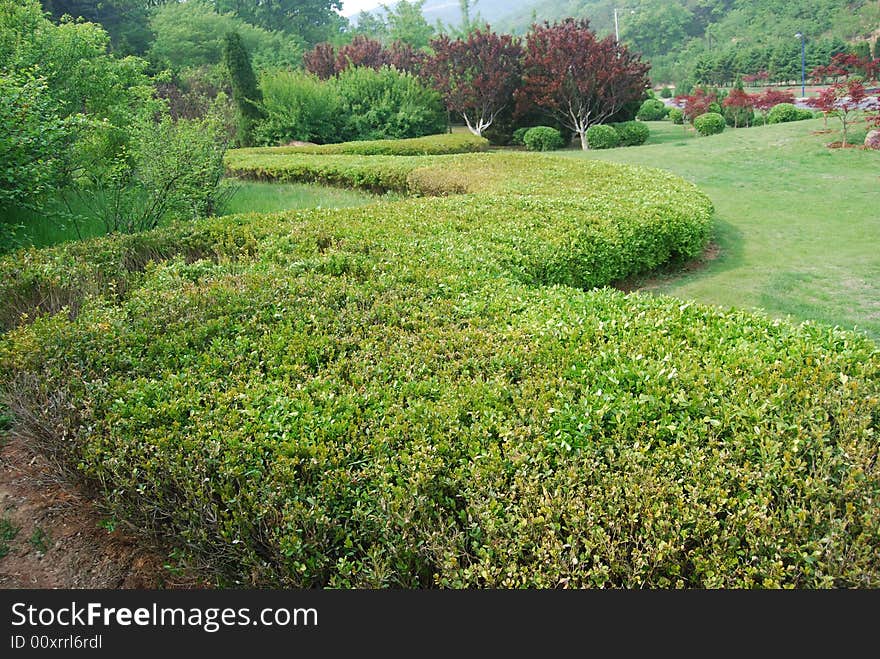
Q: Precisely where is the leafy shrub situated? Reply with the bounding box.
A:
[767,103,814,124]
[511,127,531,146]
[255,70,341,146]
[613,121,650,147]
[585,124,620,149]
[523,126,564,151]
[332,66,446,142]
[660,87,673,99]
[708,101,723,115]
[724,105,756,128]
[693,112,726,136]
[669,107,684,124]
[636,99,668,121]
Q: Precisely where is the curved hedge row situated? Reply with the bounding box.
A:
[234,132,490,157]
[2,146,879,588]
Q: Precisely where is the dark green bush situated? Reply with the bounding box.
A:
[660,87,673,98]
[636,99,668,121]
[523,126,564,151]
[669,107,684,124]
[613,121,650,147]
[585,124,620,149]
[693,112,726,136]
[511,127,530,146]
[4,141,879,590]
[723,106,756,128]
[767,103,814,125]
[332,66,446,142]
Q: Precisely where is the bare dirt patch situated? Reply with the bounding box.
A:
[0,432,196,589]
[614,242,722,293]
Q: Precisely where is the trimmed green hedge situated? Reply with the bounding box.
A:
[235,133,490,157]
[694,113,726,136]
[586,124,620,150]
[767,103,814,125]
[613,121,650,147]
[523,126,565,151]
[3,143,880,589]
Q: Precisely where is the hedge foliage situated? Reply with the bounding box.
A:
[613,121,650,147]
[767,103,815,125]
[585,124,620,150]
[523,126,565,151]
[694,112,726,136]
[234,133,489,158]
[3,142,880,589]
[636,99,669,121]
[669,107,684,124]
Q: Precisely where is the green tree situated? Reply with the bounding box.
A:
[224,31,264,147]
[149,0,303,70]
[382,1,434,50]
[213,0,345,45]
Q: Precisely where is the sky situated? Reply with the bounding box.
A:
[338,0,381,17]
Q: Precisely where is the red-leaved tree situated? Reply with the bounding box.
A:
[304,42,338,80]
[678,88,716,124]
[424,27,522,137]
[753,89,795,125]
[517,19,649,150]
[722,85,754,128]
[335,36,389,72]
[387,41,426,76]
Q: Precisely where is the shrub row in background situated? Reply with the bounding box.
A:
[694,112,726,136]
[767,103,815,125]
[3,145,879,589]
[636,98,670,121]
[254,67,446,146]
[523,126,565,151]
[585,121,650,150]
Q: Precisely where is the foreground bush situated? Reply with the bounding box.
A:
[511,127,531,146]
[523,126,564,151]
[613,121,650,146]
[636,99,668,121]
[3,144,879,589]
[694,112,726,136]
[585,124,620,149]
[669,107,684,124]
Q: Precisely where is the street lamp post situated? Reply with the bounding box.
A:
[613,7,635,44]
[795,32,806,98]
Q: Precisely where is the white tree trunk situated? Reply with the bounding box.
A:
[578,130,589,150]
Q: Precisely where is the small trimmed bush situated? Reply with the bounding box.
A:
[669,107,684,124]
[613,121,650,147]
[767,103,814,125]
[511,127,531,146]
[660,86,673,99]
[523,126,565,151]
[585,124,620,149]
[636,99,669,121]
[693,112,726,136]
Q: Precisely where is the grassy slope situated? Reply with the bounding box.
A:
[563,119,880,340]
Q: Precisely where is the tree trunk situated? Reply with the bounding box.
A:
[579,130,589,150]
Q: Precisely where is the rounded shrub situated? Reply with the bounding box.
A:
[669,107,684,124]
[523,126,564,151]
[613,121,650,147]
[767,103,813,125]
[511,127,531,146]
[586,124,620,149]
[636,99,668,121]
[693,112,726,136]
[660,86,673,99]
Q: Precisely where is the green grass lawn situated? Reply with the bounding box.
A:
[561,118,880,340]
[1,181,378,252]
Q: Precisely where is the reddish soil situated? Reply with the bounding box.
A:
[826,141,867,149]
[0,432,194,589]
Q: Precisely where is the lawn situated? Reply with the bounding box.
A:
[562,118,880,340]
[0,182,378,252]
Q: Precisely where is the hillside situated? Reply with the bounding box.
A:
[497,0,880,84]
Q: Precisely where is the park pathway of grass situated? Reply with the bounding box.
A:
[563,119,880,340]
